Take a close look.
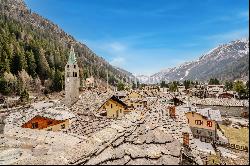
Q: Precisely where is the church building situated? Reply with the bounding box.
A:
[64,46,80,106]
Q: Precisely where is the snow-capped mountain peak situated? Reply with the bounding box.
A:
[146,38,249,83]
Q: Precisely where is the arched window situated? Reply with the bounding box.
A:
[73,72,78,77]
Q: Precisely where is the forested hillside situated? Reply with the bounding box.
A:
[0,0,131,96]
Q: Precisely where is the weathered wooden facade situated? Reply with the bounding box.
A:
[21,115,69,131]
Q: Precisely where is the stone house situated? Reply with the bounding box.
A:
[125,91,144,100]
[85,76,95,88]
[97,95,128,119]
[183,107,223,143]
[206,85,224,97]
[124,98,147,110]
[114,91,127,100]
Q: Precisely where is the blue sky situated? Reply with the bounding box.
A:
[25,0,249,75]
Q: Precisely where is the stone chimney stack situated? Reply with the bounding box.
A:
[169,106,176,118]
[182,132,189,146]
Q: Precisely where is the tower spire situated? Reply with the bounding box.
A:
[68,46,77,64]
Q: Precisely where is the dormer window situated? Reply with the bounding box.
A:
[32,122,38,129]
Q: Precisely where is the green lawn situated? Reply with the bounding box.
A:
[219,125,249,147]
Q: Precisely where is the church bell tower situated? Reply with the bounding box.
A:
[64,46,80,106]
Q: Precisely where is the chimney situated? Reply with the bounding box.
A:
[169,106,176,118]
[182,132,189,147]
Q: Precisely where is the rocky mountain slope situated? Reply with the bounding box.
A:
[140,38,249,84]
[0,0,132,85]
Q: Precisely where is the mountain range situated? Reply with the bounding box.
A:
[1,0,248,87]
[137,38,249,84]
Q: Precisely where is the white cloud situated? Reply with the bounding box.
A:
[106,42,127,52]
[200,10,249,25]
[204,28,249,43]
[110,57,126,66]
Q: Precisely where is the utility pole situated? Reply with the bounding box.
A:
[106,70,109,92]
[134,74,137,89]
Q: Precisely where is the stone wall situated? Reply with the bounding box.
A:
[190,127,216,143]
[0,115,5,134]
[198,105,249,117]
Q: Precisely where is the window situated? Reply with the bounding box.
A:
[208,131,213,136]
[73,72,77,77]
[207,121,213,127]
[195,120,203,125]
[74,65,76,68]
[111,104,113,108]
[187,118,189,123]
[47,121,53,125]
[61,124,65,129]
[120,109,122,113]
[47,128,52,131]
[32,122,38,129]
[67,65,69,68]
[67,72,70,77]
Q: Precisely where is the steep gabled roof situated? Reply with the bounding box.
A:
[110,95,128,107]
[97,95,128,112]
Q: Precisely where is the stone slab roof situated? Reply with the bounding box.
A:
[179,106,222,122]
[4,107,75,128]
[63,99,203,165]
